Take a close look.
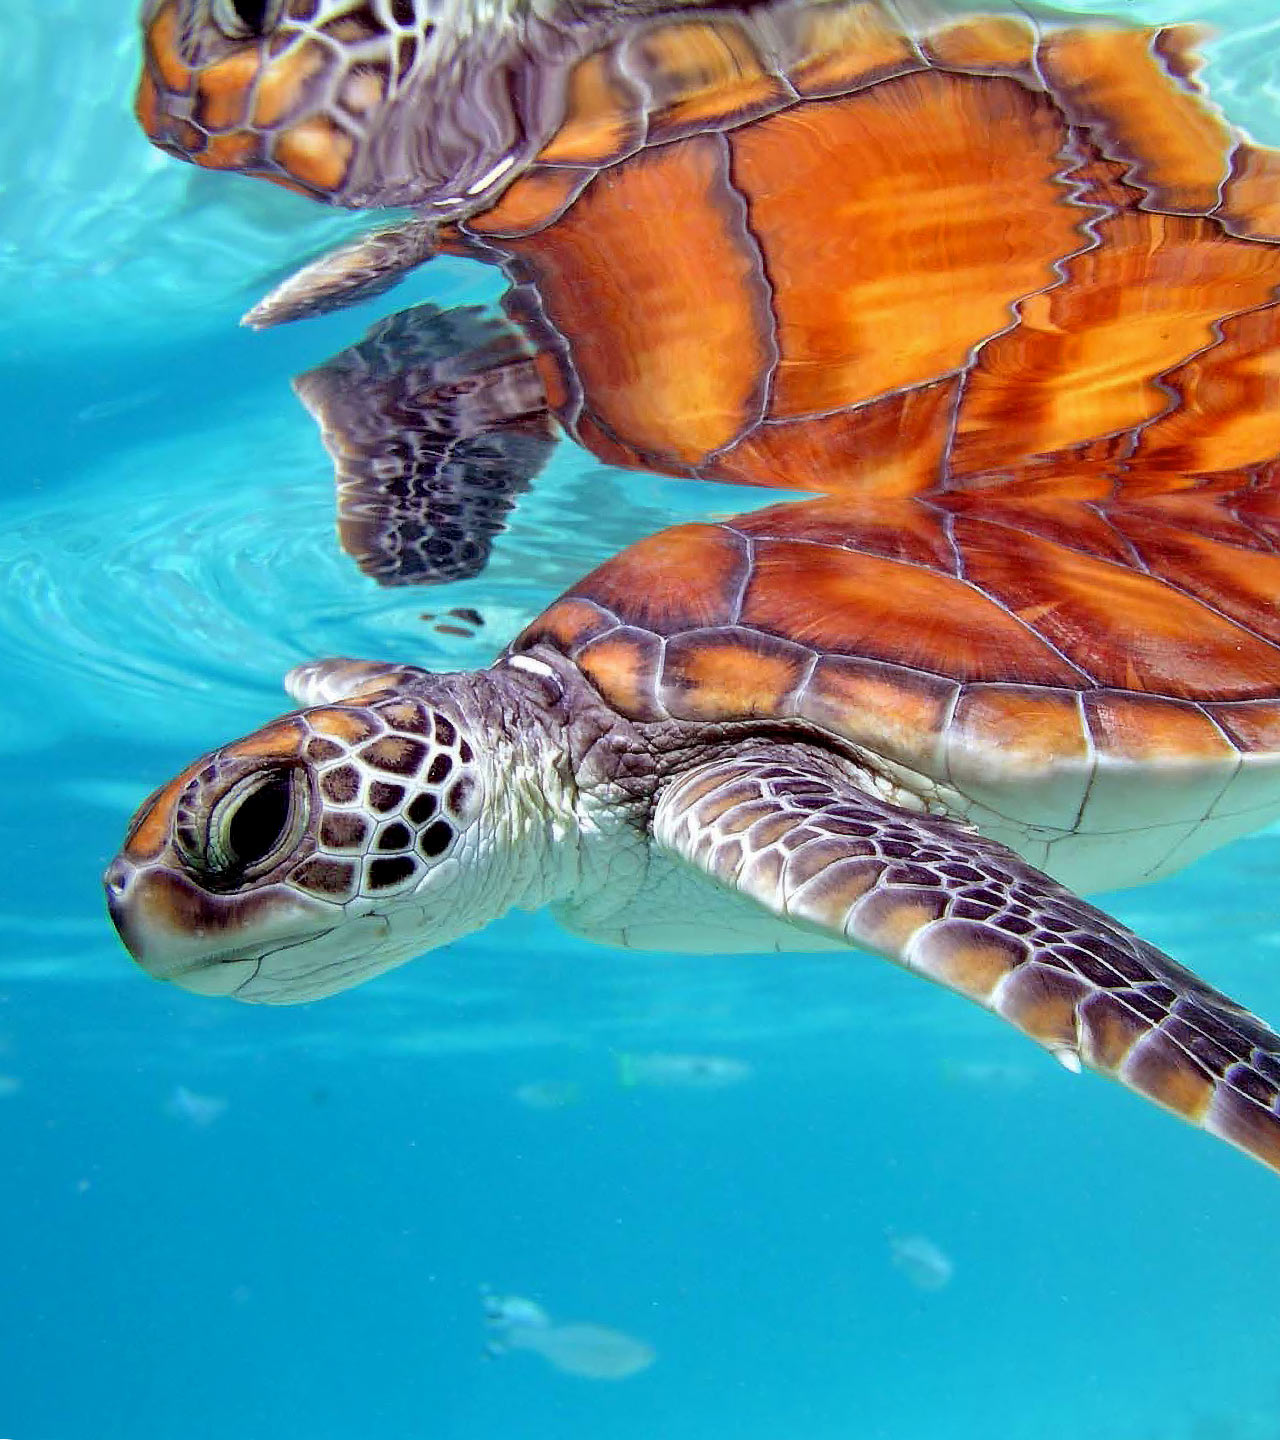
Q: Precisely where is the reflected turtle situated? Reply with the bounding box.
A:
[136,0,1280,581]
[112,0,1280,1182]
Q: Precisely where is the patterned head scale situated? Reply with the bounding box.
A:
[103,680,486,1002]
[134,0,539,209]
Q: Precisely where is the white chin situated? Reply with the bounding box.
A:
[169,900,470,1004]
[227,919,431,1004]
[170,958,261,998]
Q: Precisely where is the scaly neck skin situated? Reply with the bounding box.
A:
[442,652,643,923]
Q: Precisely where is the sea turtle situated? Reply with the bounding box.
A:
[135,0,1280,583]
[103,453,1280,1179]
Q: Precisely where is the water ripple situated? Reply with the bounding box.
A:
[0,393,731,745]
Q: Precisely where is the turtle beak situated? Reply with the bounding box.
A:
[102,855,329,998]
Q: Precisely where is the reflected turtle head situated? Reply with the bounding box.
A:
[134,0,537,210]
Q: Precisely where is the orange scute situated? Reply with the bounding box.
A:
[225,718,309,759]
[1038,24,1231,214]
[537,51,643,167]
[1084,691,1238,763]
[253,41,329,128]
[304,709,377,747]
[661,630,810,721]
[954,518,1280,699]
[465,166,591,239]
[274,117,354,193]
[123,767,199,862]
[571,523,749,636]
[1220,142,1280,242]
[949,686,1090,770]
[1107,506,1280,643]
[1130,302,1280,477]
[737,494,957,570]
[1207,700,1280,753]
[921,17,1036,73]
[730,73,1082,419]
[950,210,1280,475]
[195,50,261,132]
[786,1,921,96]
[708,380,957,496]
[147,3,192,95]
[630,20,790,139]
[501,137,773,467]
[134,72,161,137]
[575,630,665,720]
[518,597,614,653]
[801,657,958,774]
[195,130,260,171]
[741,537,1081,685]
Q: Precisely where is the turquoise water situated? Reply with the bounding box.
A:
[5,3,1280,1437]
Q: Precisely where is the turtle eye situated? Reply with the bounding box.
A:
[210,0,277,39]
[198,768,309,885]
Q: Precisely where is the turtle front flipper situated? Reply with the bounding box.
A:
[294,304,557,586]
[654,750,1280,1175]
[244,218,441,329]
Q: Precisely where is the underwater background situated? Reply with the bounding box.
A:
[4,2,1280,1436]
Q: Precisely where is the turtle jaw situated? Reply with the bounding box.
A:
[103,856,343,999]
[103,853,496,1004]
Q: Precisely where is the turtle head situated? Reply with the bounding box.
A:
[103,662,522,1003]
[134,0,543,210]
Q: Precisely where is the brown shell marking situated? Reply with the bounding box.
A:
[948,206,1280,477]
[436,12,1280,498]
[492,135,776,466]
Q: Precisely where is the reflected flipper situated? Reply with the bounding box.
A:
[293,304,557,586]
[243,217,440,329]
[655,749,1280,1175]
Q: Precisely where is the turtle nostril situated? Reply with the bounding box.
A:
[103,858,133,899]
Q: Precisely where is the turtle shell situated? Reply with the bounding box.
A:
[513,477,1280,891]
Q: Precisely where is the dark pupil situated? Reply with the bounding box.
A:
[232,0,272,32]
[226,774,293,868]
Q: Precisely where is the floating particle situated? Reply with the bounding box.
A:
[514,1080,581,1110]
[165,1085,228,1127]
[889,1233,954,1292]
[483,1291,655,1380]
[617,1052,751,1089]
